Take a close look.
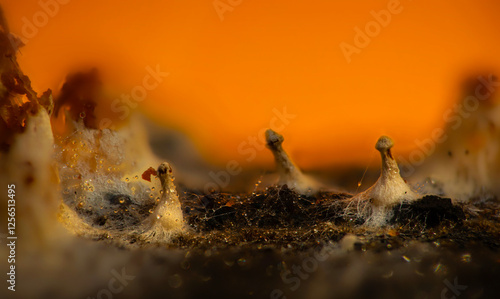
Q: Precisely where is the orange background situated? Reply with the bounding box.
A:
[3,0,500,169]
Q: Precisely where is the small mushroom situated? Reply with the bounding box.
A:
[265,129,319,194]
[139,162,184,242]
[356,136,417,206]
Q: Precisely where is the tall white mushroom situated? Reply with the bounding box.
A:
[265,129,320,194]
[351,136,418,226]
[362,136,418,206]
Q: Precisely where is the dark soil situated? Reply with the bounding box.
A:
[70,185,500,299]
[391,195,466,228]
[168,186,499,252]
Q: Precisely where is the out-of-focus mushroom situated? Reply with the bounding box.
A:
[265,129,321,195]
[413,74,500,202]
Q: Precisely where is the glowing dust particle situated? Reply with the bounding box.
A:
[461,253,471,263]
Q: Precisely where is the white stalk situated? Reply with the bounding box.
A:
[360,136,417,206]
[140,162,184,242]
[265,129,319,194]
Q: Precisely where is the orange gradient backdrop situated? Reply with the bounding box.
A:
[3,0,500,169]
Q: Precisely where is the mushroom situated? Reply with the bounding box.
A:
[357,135,417,206]
[265,129,320,194]
[139,162,185,242]
[347,136,418,226]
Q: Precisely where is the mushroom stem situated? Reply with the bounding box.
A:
[265,129,319,194]
[266,129,302,180]
[358,136,417,207]
[153,162,181,218]
[157,162,174,197]
[376,136,404,188]
[139,162,184,241]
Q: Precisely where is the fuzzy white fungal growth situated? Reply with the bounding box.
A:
[139,162,185,242]
[359,136,418,206]
[2,108,66,249]
[55,116,185,243]
[413,75,500,201]
[56,119,158,210]
[265,129,319,194]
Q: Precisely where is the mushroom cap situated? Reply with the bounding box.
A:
[265,129,284,149]
[157,162,172,176]
[375,135,394,152]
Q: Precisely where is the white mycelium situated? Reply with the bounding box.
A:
[413,77,500,202]
[56,118,185,243]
